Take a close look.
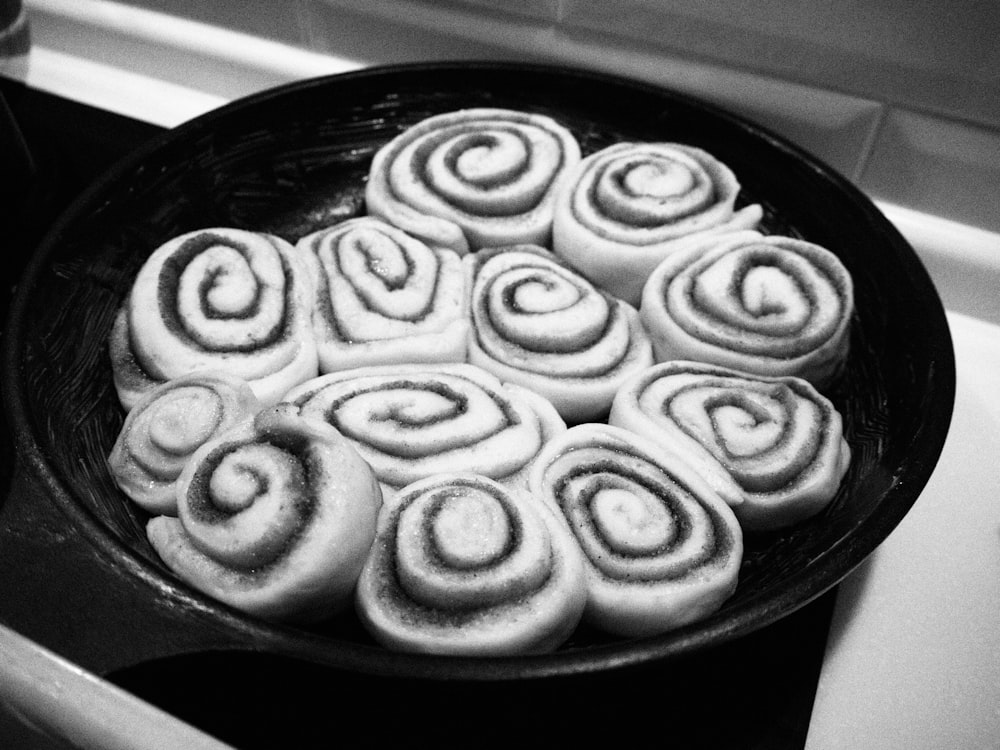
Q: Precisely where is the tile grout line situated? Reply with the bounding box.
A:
[852,101,889,186]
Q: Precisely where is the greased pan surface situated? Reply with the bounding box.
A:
[2,62,954,679]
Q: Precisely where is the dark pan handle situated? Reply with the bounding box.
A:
[0,457,269,676]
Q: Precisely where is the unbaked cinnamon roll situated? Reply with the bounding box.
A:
[465,245,653,422]
[365,108,582,255]
[297,217,468,372]
[109,227,318,411]
[640,231,854,386]
[283,363,566,497]
[355,473,587,655]
[528,423,742,637]
[609,360,851,531]
[146,403,382,623]
[108,371,261,516]
[552,142,763,305]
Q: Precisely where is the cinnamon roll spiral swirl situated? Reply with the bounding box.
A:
[365,108,582,255]
[528,423,742,637]
[108,371,261,515]
[552,142,763,305]
[146,404,382,623]
[283,363,566,497]
[640,232,854,386]
[610,360,851,531]
[355,473,587,655]
[297,217,468,372]
[109,228,318,410]
[465,245,653,422]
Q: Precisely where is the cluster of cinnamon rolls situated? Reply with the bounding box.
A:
[107,107,854,655]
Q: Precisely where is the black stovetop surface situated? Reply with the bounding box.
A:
[0,77,835,750]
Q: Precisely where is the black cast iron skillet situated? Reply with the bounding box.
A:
[1,62,954,684]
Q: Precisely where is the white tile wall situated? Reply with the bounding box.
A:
[449,0,560,22]
[296,1,537,66]
[861,109,1000,233]
[560,0,1000,129]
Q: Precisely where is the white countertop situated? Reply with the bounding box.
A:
[806,311,1000,749]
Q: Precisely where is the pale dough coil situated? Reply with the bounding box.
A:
[355,473,587,655]
[528,423,743,637]
[297,217,468,372]
[465,244,653,422]
[610,360,851,531]
[109,227,318,410]
[107,371,261,515]
[365,108,582,254]
[552,142,763,305]
[146,404,382,623]
[283,363,566,497]
[640,231,854,386]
